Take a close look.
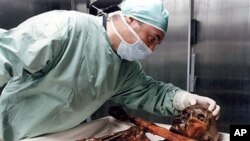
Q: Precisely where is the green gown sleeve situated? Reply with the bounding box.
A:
[112,61,182,116]
[0,12,70,87]
[0,28,12,87]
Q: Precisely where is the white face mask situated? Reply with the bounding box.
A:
[110,14,152,61]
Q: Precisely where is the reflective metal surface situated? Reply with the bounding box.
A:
[193,0,250,132]
[0,0,74,29]
[0,0,35,29]
[141,0,190,90]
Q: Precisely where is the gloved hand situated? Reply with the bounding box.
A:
[173,91,220,120]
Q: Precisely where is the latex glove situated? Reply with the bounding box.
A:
[173,91,220,120]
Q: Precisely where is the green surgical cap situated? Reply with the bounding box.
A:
[121,0,169,34]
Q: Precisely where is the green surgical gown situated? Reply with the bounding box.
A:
[0,10,181,141]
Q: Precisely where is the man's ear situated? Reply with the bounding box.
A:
[125,16,134,25]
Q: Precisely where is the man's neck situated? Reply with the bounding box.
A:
[106,18,121,52]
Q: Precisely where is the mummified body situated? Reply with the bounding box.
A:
[170,105,219,141]
[78,105,218,141]
[78,106,195,141]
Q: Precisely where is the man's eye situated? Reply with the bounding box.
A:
[149,36,159,45]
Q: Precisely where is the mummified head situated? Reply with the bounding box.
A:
[170,105,219,141]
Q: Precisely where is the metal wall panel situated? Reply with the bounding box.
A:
[193,0,250,132]
[140,0,190,90]
[134,0,190,123]
[0,0,73,29]
[0,0,35,29]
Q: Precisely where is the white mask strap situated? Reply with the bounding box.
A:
[119,14,152,53]
[119,15,141,40]
[110,18,128,44]
[109,11,139,44]
[110,13,152,54]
